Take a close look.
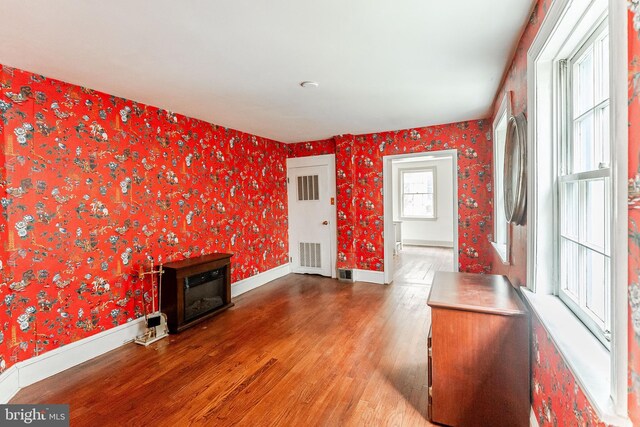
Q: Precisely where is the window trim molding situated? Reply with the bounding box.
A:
[398,166,437,221]
[608,0,629,417]
[526,0,628,421]
[491,91,512,265]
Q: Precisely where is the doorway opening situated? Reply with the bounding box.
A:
[383,150,458,284]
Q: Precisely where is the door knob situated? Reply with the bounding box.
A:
[322,221,329,225]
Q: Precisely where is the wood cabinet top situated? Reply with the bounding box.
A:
[163,253,233,270]
[427,272,528,316]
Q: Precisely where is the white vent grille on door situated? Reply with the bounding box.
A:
[297,175,319,201]
[299,242,322,268]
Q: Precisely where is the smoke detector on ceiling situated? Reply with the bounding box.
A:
[300,81,319,88]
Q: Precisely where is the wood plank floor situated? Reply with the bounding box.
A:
[393,246,454,286]
[11,249,451,426]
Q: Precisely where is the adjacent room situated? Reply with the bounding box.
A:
[389,152,456,286]
[0,0,638,426]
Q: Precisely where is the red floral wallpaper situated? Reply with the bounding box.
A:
[0,65,289,371]
[291,122,494,274]
[286,138,335,158]
[334,134,358,269]
[531,316,606,426]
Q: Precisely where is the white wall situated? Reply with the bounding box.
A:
[392,157,454,247]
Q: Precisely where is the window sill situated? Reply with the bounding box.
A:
[520,289,630,426]
[490,241,509,265]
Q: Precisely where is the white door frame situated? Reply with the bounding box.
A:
[383,149,459,284]
[286,154,337,279]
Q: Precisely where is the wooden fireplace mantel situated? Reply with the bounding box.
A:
[161,253,234,333]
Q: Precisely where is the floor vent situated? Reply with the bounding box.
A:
[338,269,354,282]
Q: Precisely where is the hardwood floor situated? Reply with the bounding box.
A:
[12,273,436,426]
[393,245,454,286]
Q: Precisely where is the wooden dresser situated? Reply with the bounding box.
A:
[427,272,529,426]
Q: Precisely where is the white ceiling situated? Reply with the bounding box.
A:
[0,1,534,143]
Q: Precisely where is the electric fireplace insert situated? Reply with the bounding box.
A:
[161,253,233,333]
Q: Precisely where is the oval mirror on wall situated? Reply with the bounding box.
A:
[503,113,527,225]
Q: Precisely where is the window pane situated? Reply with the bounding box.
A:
[573,111,595,172]
[402,173,416,193]
[598,34,609,102]
[403,171,432,194]
[403,194,434,217]
[561,238,580,299]
[585,179,607,250]
[561,181,579,239]
[403,194,415,215]
[495,174,506,245]
[410,180,423,193]
[402,178,413,193]
[425,174,434,193]
[573,48,594,118]
[585,249,608,323]
[495,124,507,246]
[424,194,434,217]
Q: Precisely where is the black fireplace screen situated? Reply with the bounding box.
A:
[184,268,225,322]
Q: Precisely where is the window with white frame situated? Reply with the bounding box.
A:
[528,0,627,419]
[491,93,511,263]
[400,168,436,219]
[557,19,611,347]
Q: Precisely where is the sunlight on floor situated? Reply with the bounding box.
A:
[393,246,454,286]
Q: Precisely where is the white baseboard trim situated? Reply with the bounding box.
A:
[231,263,291,298]
[354,269,385,284]
[0,264,291,404]
[530,408,539,427]
[0,317,146,403]
[0,366,19,404]
[402,239,454,248]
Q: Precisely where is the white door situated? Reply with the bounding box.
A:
[287,164,332,276]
